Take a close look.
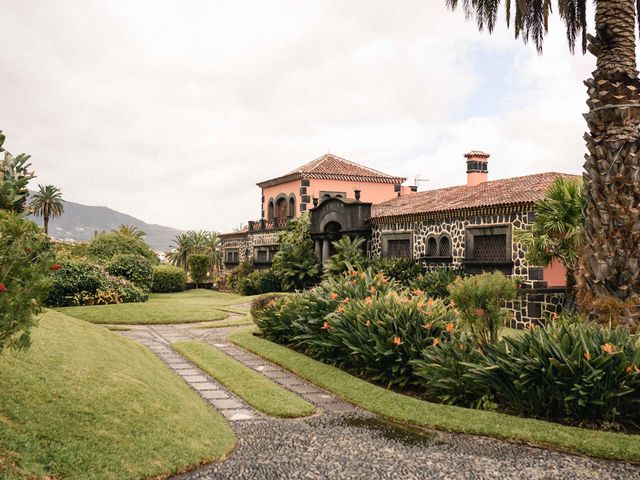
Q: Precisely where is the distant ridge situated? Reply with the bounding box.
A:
[28,194,183,251]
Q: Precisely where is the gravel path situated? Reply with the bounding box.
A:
[118,317,640,480]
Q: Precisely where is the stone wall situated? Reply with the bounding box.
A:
[507,288,566,330]
[220,230,282,272]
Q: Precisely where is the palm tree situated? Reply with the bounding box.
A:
[29,184,64,235]
[115,224,145,240]
[205,231,222,275]
[167,232,193,271]
[446,0,640,322]
[515,177,585,308]
[166,230,221,275]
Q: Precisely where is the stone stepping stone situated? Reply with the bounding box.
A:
[182,374,210,383]
[211,398,244,410]
[200,390,230,400]
[192,382,220,392]
[225,409,258,421]
[288,384,323,395]
[169,363,194,370]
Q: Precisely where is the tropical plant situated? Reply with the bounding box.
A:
[114,224,145,240]
[166,230,221,275]
[448,271,516,345]
[29,184,64,235]
[187,253,210,284]
[515,177,585,307]
[0,210,54,351]
[271,213,320,290]
[0,131,35,213]
[410,267,462,300]
[151,265,186,293]
[445,0,640,322]
[367,257,426,286]
[238,269,283,296]
[324,236,366,277]
[87,232,158,264]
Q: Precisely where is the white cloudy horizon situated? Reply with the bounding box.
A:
[0,1,611,232]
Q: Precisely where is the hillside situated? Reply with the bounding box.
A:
[28,194,183,251]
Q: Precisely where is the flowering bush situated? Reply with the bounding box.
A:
[0,211,53,351]
[255,268,456,387]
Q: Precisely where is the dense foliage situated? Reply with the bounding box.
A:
[449,271,516,344]
[167,230,221,275]
[0,211,53,351]
[410,267,461,300]
[106,254,154,291]
[187,254,210,283]
[0,131,34,213]
[46,259,148,307]
[250,292,290,319]
[271,214,320,291]
[151,265,186,293]
[323,236,366,277]
[238,269,283,296]
[87,232,158,264]
[255,269,455,388]
[368,257,426,286]
[414,320,640,428]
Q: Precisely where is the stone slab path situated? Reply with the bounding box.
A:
[118,319,640,480]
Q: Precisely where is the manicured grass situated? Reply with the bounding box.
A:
[195,316,255,329]
[56,289,252,324]
[0,311,235,479]
[173,341,315,418]
[228,327,640,462]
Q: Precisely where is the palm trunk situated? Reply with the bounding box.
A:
[43,215,49,235]
[582,0,640,324]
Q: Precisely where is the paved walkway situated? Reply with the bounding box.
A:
[118,316,640,480]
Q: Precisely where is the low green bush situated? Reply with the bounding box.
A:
[0,211,54,351]
[238,269,283,296]
[187,254,210,284]
[255,268,455,388]
[410,267,461,300]
[449,271,516,344]
[106,254,154,290]
[47,260,108,307]
[112,277,149,303]
[152,265,186,293]
[250,293,289,319]
[367,257,425,286]
[87,232,158,264]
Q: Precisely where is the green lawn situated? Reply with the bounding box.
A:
[228,327,640,462]
[56,289,254,324]
[0,311,235,480]
[174,341,315,418]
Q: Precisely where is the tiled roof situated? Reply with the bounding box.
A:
[256,154,406,188]
[370,172,580,223]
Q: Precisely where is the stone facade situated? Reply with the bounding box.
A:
[507,288,566,330]
[221,230,282,272]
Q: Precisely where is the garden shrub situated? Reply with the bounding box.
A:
[0,211,54,351]
[152,265,186,293]
[271,214,320,291]
[87,232,158,264]
[255,268,455,388]
[106,254,154,290]
[250,292,290,319]
[238,269,283,296]
[367,257,425,286]
[53,241,89,261]
[112,278,149,303]
[410,267,461,300]
[448,271,516,344]
[46,259,109,307]
[324,236,366,277]
[187,254,210,283]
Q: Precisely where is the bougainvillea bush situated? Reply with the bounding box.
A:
[0,211,54,351]
[255,269,455,388]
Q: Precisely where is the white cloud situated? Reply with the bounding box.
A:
[0,0,604,231]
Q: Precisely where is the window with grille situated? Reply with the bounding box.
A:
[225,250,239,264]
[427,237,437,256]
[473,234,507,262]
[439,236,451,257]
[387,239,411,258]
[256,249,269,263]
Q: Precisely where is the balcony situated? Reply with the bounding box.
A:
[248,218,290,232]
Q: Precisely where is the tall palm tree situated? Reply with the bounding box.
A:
[29,184,64,235]
[115,224,145,240]
[515,177,585,307]
[166,230,221,275]
[446,0,640,321]
[166,232,193,271]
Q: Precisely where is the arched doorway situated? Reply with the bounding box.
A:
[275,197,288,220]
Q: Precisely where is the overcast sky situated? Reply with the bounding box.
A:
[1,1,602,232]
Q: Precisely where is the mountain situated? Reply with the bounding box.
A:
[28,194,183,252]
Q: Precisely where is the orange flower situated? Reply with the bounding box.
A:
[474,307,486,317]
[321,321,331,330]
[417,300,426,309]
[601,343,615,354]
[364,297,373,305]
[400,297,409,304]
[584,351,591,361]
[551,312,559,320]
[267,300,277,307]
[342,298,350,304]
[422,322,432,330]
[412,288,424,296]
[626,367,632,374]
[427,298,435,307]
[446,322,454,333]
[352,270,359,277]
[50,263,63,271]
[336,305,345,313]
[360,272,365,279]
[369,286,377,293]
[392,336,402,346]
[329,292,338,300]
[433,338,440,347]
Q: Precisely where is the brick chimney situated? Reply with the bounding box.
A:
[465,151,489,186]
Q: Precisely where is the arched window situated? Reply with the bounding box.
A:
[427,237,437,257]
[288,197,295,217]
[439,236,451,257]
[267,200,274,220]
[322,193,331,202]
[276,197,288,219]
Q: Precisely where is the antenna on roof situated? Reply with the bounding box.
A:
[414,175,429,186]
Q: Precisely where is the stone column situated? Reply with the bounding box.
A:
[322,238,330,265]
[314,239,322,265]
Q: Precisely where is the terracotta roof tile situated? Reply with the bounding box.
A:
[371,172,580,222]
[257,154,406,187]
